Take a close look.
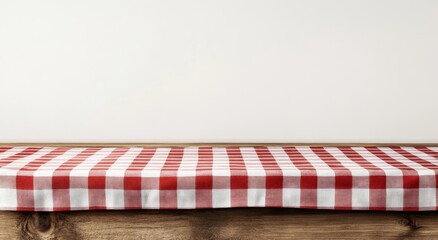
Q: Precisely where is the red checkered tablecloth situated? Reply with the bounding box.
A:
[1,146,437,211]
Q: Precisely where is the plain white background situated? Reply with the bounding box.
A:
[0,0,437,143]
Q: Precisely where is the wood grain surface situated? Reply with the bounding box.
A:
[1,208,437,240]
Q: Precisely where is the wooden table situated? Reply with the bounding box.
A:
[1,208,437,239]
[2,143,438,239]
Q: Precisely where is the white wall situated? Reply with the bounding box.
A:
[1,0,437,143]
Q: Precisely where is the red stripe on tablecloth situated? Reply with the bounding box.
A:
[416,147,438,160]
[123,148,157,209]
[0,147,41,166]
[159,148,184,209]
[0,147,13,154]
[196,146,213,208]
[227,147,247,207]
[255,147,283,207]
[283,147,318,209]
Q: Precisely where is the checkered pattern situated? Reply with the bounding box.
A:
[1,146,438,211]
